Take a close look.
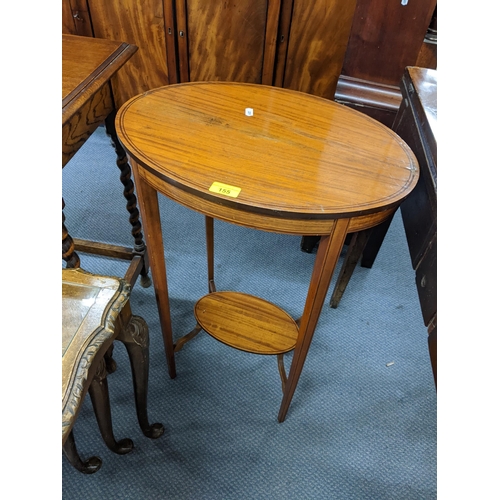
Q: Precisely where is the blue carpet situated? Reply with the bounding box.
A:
[62,126,436,499]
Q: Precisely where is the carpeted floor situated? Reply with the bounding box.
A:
[62,125,436,499]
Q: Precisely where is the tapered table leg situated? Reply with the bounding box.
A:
[118,315,164,438]
[278,218,350,422]
[130,158,177,379]
[329,228,372,308]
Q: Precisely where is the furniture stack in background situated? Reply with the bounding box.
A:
[62,0,437,124]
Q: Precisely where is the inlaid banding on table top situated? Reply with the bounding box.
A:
[137,164,395,235]
[116,82,419,219]
[194,292,298,355]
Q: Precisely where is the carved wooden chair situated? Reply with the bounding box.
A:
[62,268,163,474]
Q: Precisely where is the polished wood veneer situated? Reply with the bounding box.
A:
[118,83,418,223]
[195,292,298,355]
[116,82,419,421]
[62,35,137,166]
[63,0,435,129]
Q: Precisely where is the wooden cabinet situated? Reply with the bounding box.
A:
[62,0,357,108]
[174,0,358,98]
[61,0,436,122]
[63,0,171,107]
[343,0,436,86]
[275,0,357,99]
[85,0,170,107]
[62,0,93,37]
[394,67,437,385]
[336,0,437,126]
[174,0,280,85]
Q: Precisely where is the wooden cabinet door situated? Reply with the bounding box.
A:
[275,0,357,99]
[342,0,437,86]
[62,0,75,34]
[87,0,170,108]
[62,0,74,34]
[62,0,93,36]
[174,0,281,85]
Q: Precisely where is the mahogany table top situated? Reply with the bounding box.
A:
[116,82,419,223]
[62,34,137,126]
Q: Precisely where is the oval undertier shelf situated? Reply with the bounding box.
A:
[194,291,299,355]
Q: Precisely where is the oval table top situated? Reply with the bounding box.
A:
[194,291,298,355]
[116,82,418,220]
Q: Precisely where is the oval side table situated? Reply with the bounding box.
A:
[115,82,419,422]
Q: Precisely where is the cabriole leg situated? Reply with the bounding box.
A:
[88,358,134,454]
[63,430,102,474]
[118,316,164,439]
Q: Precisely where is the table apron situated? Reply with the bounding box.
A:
[137,165,396,235]
[62,82,114,168]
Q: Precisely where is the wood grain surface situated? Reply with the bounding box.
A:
[117,82,421,420]
[195,292,298,355]
[62,34,137,166]
[62,35,132,115]
[282,0,357,98]
[342,0,437,86]
[116,82,419,221]
[88,0,169,107]
[62,268,128,443]
[182,0,269,83]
